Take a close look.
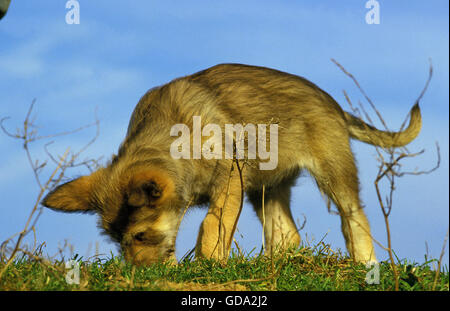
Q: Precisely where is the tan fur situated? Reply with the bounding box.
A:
[344,104,421,147]
[195,161,243,260]
[42,63,421,265]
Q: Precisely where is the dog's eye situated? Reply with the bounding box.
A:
[134,232,145,242]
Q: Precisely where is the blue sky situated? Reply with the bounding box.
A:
[0,1,448,266]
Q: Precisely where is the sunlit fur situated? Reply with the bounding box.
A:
[42,64,421,265]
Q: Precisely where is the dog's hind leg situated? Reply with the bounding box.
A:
[248,174,301,255]
[307,138,377,263]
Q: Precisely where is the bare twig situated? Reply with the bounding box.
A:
[0,101,100,279]
[332,59,438,291]
[261,184,266,253]
[229,157,245,255]
[432,227,449,290]
[0,149,69,279]
[331,58,389,131]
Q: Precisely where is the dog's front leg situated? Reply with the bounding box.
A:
[195,165,243,261]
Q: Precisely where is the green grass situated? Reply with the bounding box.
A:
[1,244,448,291]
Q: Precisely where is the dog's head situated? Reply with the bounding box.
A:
[42,165,181,265]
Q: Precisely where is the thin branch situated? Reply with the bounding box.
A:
[0,149,69,280]
[332,58,389,131]
[0,101,101,278]
[432,227,449,290]
[333,59,437,291]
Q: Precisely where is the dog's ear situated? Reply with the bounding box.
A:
[42,175,96,213]
[126,170,175,208]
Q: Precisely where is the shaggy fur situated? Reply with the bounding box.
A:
[42,63,421,265]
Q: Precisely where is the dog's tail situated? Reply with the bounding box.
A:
[344,103,422,148]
